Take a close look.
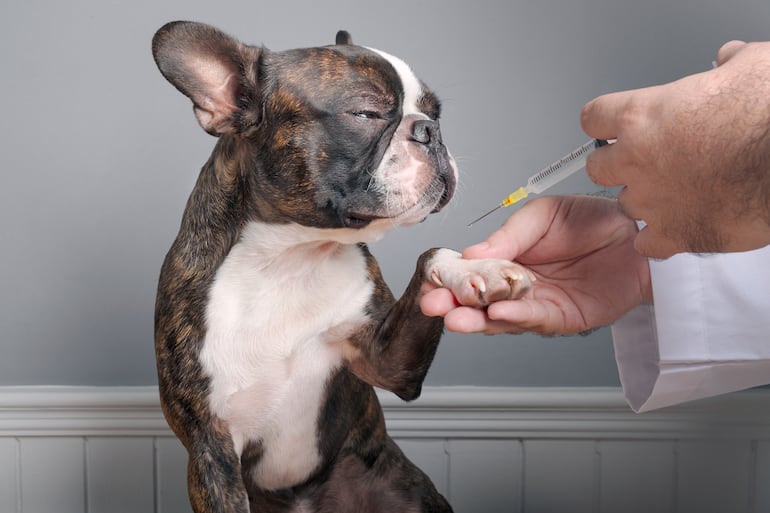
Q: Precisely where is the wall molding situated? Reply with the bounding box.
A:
[1,386,770,440]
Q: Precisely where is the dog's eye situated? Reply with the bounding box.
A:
[351,110,382,120]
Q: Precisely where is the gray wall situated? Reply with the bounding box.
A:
[1,0,768,386]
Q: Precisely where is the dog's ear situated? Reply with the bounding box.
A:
[152,21,261,136]
[335,30,353,45]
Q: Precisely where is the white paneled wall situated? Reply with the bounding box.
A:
[1,387,770,513]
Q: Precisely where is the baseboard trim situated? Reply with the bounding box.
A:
[1,386,769,440]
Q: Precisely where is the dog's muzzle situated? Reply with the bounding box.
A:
[411,119,456,212]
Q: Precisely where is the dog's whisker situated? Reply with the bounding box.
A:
[365,169,376,193]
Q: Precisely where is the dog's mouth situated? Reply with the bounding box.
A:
[342,212,385,229]
[431,176,454,213]
[343,179,453,229]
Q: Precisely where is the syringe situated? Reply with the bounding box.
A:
[467,139,611,227]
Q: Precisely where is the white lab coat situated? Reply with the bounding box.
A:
[611,245,770,412]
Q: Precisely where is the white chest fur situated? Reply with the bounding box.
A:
[200,221,374,490]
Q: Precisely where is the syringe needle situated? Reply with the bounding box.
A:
[466,140,611,227]
[467,187,529,227]
[467,205,502,227]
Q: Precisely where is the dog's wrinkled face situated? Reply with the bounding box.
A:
[153,23,457,239]
[260,41,457,233]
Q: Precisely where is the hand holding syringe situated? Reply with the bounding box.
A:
[468,139,612,226]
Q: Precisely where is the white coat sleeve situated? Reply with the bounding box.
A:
[611,245,770,412]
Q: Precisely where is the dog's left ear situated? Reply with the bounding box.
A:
[335,30,353,45]
[152,21,262,136]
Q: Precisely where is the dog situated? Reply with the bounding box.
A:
[153,21,533,513]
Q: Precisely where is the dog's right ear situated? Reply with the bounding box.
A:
[152,21,261,136]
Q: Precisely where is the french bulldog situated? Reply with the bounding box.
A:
[152,21,532,513]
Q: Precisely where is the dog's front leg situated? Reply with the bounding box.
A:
[182,427,251,513]
[347,248,533,401]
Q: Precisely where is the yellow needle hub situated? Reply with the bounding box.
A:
[500,186,529,207]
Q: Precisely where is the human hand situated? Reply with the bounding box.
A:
[582,41,770,258]
[420,196,651,335]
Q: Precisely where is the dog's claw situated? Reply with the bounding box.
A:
[471,276,486,294]
[431,270,444,287]
[428,249,533,308]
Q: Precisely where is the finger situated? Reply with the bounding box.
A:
[585,140,625,187]
[632,225,682,260]
[443,306,490,332]
[420,288,459,317]
[443,307,524,335]
[614,184,657,223]
[716,40,747,66]
[463,197,561,261]
[486,298,569,334]
[580,89,636,141]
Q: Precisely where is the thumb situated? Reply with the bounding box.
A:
[463,197,560,261]
[716,40,747,66]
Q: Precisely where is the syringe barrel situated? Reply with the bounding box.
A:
[526,139,607,194]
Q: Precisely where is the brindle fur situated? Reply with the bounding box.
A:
[153,22,452,513]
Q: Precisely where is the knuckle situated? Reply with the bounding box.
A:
[579,101,596,130]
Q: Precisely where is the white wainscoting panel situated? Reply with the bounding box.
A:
[86,437,155,513]
[1,386,770,513]
[756,441,770,512]
[676,440,753,513]
[447,439,522,513]
[597,440,676,513]
[154,437,192,513]
[0,439,19,513]
[19,437,85,513]
[524,440,597,513]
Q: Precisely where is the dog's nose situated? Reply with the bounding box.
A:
[411,119,443,146]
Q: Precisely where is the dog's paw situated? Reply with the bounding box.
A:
[427,249,535,308]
